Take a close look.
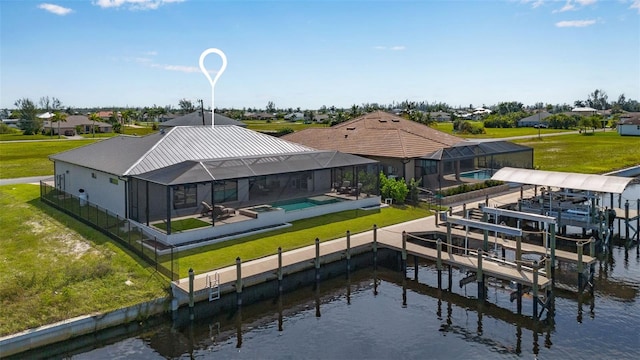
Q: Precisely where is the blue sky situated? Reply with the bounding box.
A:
[1,0,639,110]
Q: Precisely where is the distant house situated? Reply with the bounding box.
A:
[246,112,274,120]
[159,111,246,128]
[570,107,598,116]
[313,114,330,123]
[284,112,304,121]
[617,113,640,136]
[428,111,452,122]
[43,115,112,136]
[518,111,552,127]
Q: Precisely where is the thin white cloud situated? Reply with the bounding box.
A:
[374,45,405,51]
[93,0,184,10]
[151,63,201,73]
[630,0,640,13]
[552,0,597,13]
[555,19,597,27]
[520,0,545,9]
[38,3,73,15]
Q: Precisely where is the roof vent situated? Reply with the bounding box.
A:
[346,127,356,130]
[391,119,400,122]
[378,119,387,122]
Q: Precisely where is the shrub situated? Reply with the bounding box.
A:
[437,180,504,197]
[379,172,409,204]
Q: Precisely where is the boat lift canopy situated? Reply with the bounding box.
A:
[491,167,633,194]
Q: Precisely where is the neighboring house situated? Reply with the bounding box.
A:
[283,111,533,190]
[570,107,598,116]
[245,112,275,120]
[159,111,246,128]
[1,118,19,128]
[49,126,380,246]
[43,115,112,135]
[517,111,552,127]
[428,111,451,122]
[617,113,640,136]
[284,112,304,121]
[313,114,330,123]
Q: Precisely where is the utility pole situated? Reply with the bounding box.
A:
[198,99,205,125]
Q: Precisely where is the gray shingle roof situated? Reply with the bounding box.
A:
[51,126,317,176]
[159,111,246,127]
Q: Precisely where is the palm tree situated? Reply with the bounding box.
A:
[51,111,67,139]
[88,113,101,137]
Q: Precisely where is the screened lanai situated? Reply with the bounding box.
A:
[128,150,380,233]
[414,141,534,190]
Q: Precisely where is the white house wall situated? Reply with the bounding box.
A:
[54,161,126,217]
[618,124,640,136]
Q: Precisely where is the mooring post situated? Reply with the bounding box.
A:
[188,268,195,320]
[577,243,584,291]
[414,255,419,280]
[477,249,484,301]
[625,200,630,240]
[516,283,522,314]
[446,222,452,254]
[485,194,489,206]
[516,236,522,272]
[483,212,489,252]
[401,231,408,274]
[315,238,320,282]
[520,185,523,200]
[636,199,640,243]
[437,238,443,290]
[533,261,539,319]
[236,257,242,308]
[550,223,556,279]
[277,247,283,295]
[373,224,378,269]
[346,230,351,274]
[462,203,467,217]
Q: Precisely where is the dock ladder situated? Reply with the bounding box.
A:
[206,272,220,301]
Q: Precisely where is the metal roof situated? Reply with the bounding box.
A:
[51,126,317,176]
[491,167,634,194]
[133,151,377,185]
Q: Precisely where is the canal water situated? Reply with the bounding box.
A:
[31,183,640,359]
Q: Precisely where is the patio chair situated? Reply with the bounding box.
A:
[214,204,236,219]
[339,180,351,194]
[350,183,363,196]
[201,201,214,216]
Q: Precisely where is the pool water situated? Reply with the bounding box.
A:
[460,169,495,180]
[271,195,343,211]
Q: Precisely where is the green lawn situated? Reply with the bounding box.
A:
[432,122,574,138]
[0,184,168,336]
[243,119,328,132]
[153,217,210,232]
[514,131,640,173]
[0,139,99,178]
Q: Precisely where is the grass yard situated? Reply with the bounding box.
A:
[243,119,328,132]
[0,184,168,336]
[153,217,210,232]
[0,139,99,179]
[432,122,573,138]
[515,131,640,173]
[170,205,432,277]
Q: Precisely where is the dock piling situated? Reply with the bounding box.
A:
[477,250,484,301]
[533,261,539,319]
[625,200,630,240]
[188,268,194,320]
[346,231,351,274]
[315,238,320,283]
[277,247,283,295]
[401,231,407,274]
[373,224,378,269]
[436,238,443,290]
[236,257,242,308]
[577,243,584,291]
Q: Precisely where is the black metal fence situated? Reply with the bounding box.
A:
[40,181,180,281]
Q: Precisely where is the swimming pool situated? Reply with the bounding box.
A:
[271,195,344,211]
[459,169,495,180]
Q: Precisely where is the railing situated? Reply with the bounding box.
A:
[40,181,180,281]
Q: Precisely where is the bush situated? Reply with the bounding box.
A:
[379,172,409,204]
[437,180,504,197]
